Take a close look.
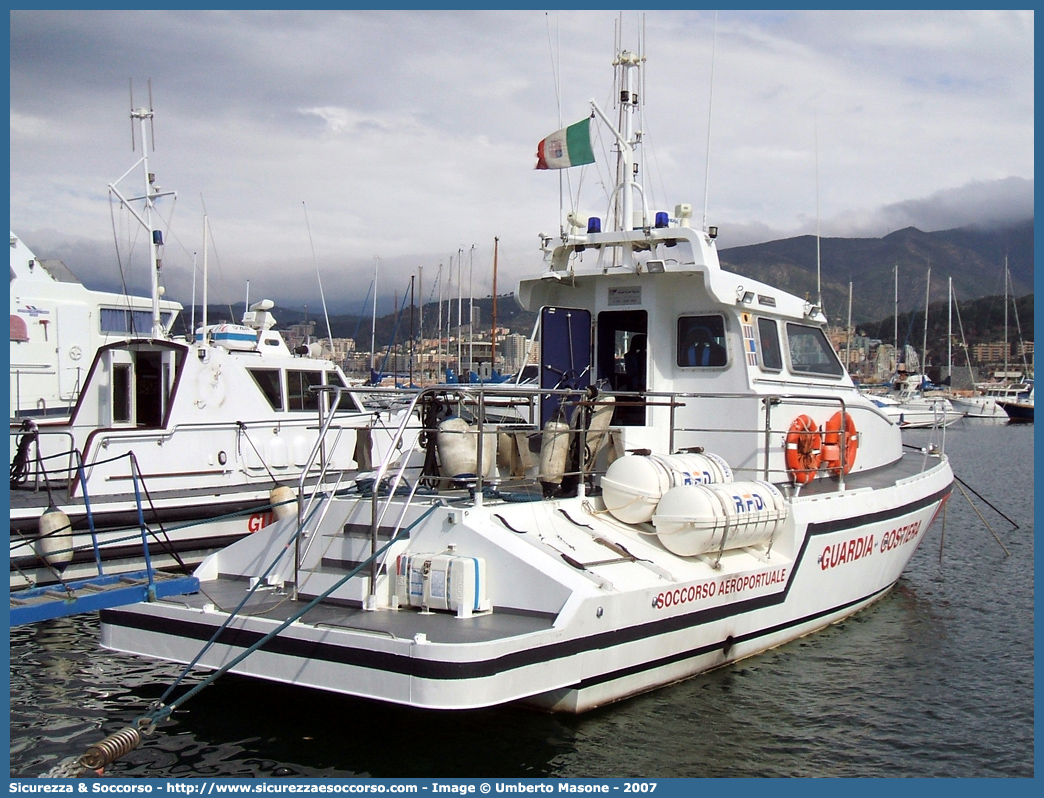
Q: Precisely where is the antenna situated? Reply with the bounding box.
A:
[148,78,155,151]
[815,110,824,316]
[701,11,718,232]
[129,79,136,150]
[302,201,334,357]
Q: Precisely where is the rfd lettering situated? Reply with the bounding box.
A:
[681,470,713,485]
[733,492,765,512]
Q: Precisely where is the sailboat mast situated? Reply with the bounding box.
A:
[468,244,475,375]
[921,266,930,381]
[457,249,463,375]
[845,281,852,376]
[409,275,415,387]
[190,252,197,340]
[893,263,899,369]
[947,276,952,384]
[436,264,444,380]
[491,237,499,374]
[1004,257,1009,382]
[413,265,417,380]
[202,216,209,339]
[370,257,379,374]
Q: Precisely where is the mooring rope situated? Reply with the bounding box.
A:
[51,500,442,777]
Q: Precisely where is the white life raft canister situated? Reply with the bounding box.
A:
[651,480,788,557]
[600,452,734,524]
[211,323,259,351]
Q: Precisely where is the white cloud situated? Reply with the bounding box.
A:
[10,10,1033,311]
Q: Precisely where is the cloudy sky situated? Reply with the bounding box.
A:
[10,10,1034,315]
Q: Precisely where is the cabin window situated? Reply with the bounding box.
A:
[287,369,322,411]
[677,315,727,367]
[100,309,175,335]
[757,318,783,371]
[112,364,132,423]
[249,369,284,411]
[785,323,844,377]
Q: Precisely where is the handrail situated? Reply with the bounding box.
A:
[293,385,346,596]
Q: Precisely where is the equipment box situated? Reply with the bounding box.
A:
[395,553,492,618]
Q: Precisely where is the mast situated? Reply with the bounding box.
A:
[468,244,475,375]
[370,257,379,374]
[815,112,823,313]
[491,237,499,374]
[589,49,644,233]
[302,201,335,357]
[1004,257,1009,382]
[409,275,415,387]
[413,266,417,382]
[457,249,463,376]
[921,265,930,382]
[845,281,853,376]
[436,263,444,380]
[947,276,953,385]
[107,84,176,340]
[190,252,197,339]
[202,216,209,339]
[893,263,899,371]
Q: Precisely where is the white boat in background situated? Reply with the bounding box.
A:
[946,267,1031,419]
[10,232,183,421]
[997,381,1033,423]
[949,382,1030,420]
[10,101,410,590]
[100,41,953,716]
[870,375,963,429]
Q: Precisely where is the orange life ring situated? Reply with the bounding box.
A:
[821,411,858,475]
[785,414,821,484]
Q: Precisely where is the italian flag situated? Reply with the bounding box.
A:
[535,117,595,170]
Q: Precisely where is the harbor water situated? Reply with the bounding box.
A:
[8,421,1034,778]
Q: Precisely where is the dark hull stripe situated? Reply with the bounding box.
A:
[573,581,895,692]
[102,484,951,685]
[10,496,268,534]
[12,533,248,572]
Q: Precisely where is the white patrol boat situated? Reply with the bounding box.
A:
[10,102,407,590]
[99,44,953,713]
[10,231,183,422]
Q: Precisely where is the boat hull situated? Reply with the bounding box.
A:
[101,456,951,713]
[10,489,281,589]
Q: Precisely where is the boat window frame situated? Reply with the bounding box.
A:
[784,322,845,378]
[756,317,784,372]
[286,368,323,412]
[112,362,133,424]
[100,308,175,336]
[247,368,285,412]
[676,314,728,368]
